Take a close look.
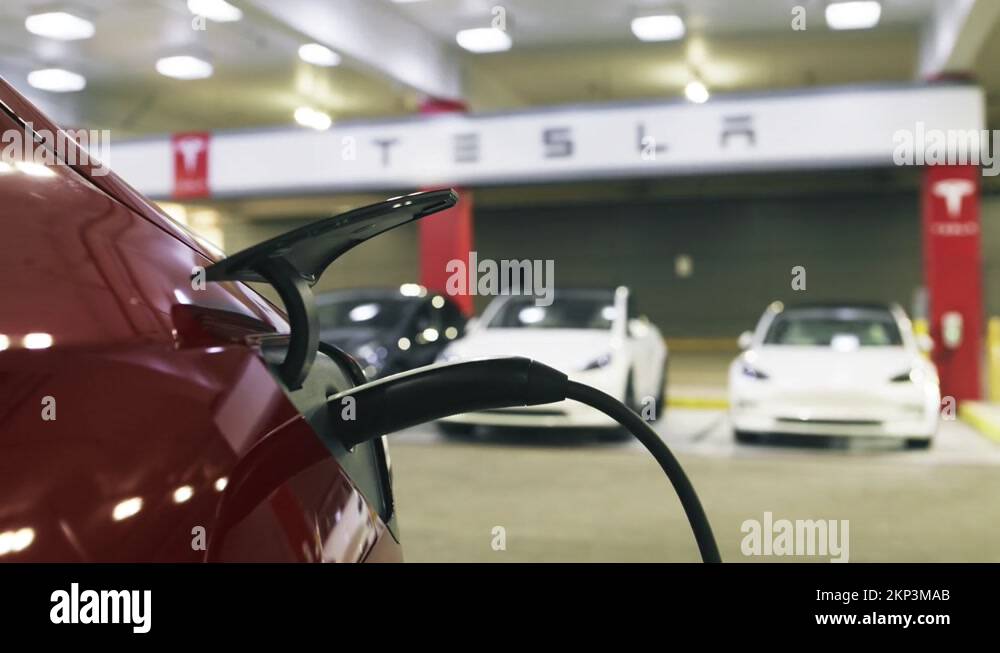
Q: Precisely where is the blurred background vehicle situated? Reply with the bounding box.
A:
[318,285,467,378]
[729,302,940,448]
[436,287,666,435]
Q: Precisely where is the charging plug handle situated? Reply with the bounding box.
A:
[329,357,567,449]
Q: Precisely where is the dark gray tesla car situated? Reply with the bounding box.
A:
[317,285,468,378]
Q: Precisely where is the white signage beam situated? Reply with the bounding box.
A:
[109,84,984,199]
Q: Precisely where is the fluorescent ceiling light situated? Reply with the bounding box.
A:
[27,68,86,92]
[294,106,332,131]
[25,11,95,40]
[298,43,341,67]
[156,56,214,80]
[455,27,512,53]
[187,0,243,22]
[825,1,881,30]
[631,15,685,42]
[684,80,710,104]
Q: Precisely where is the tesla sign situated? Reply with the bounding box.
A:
[113,84,983,198]
[171,132,210,199]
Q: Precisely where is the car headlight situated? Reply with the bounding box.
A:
[890,368,925,383]
[582,352,613,371]
[741,363,769,380]
[353,342,386,366]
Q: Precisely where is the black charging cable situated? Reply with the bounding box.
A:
[328,356,721,563]
[562,380,721,563]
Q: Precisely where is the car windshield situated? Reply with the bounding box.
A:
[318,296,417,330]
[763,308,903,347]
[487,294,616,330]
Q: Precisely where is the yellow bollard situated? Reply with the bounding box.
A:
[989,318,1000,403]
[913,318,930,361]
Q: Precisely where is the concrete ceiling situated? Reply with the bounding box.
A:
[463,28,923,109]
[393,0,937,45]
[0,0,419,134]
[0,0,996,135]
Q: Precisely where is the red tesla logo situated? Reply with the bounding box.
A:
[172,132,211,199]
[932,178,975,218]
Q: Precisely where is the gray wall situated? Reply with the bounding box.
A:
[475,193,922,337]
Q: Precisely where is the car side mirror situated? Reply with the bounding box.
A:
[738,331,754,350]
[627,318,648,339]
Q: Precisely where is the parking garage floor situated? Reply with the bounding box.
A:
[390,353,1000,563]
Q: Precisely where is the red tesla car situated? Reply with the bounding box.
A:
[0,77,443,562]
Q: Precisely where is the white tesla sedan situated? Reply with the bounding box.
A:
[729,302,939,449]
[436,287,667,433]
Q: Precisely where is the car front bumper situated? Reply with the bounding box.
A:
[729,384,940,439]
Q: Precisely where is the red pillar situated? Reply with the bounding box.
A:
[418,98,474,315]
[922,164,982,401]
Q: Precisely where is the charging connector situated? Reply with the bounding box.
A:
[327,356,721,563]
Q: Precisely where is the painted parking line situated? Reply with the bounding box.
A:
[667,396,729,410]
[959,401,1000,444]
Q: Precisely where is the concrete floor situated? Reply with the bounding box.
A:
[389,413,1000,562]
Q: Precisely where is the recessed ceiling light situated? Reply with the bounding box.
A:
[27,68,86,92]
[631,15,685,42]
[156,56,214,80]
[294,106,332,131]
[187,0,243,22]
[25,11,95,40]
[455,27,512,53]
[684,80,710,104]
[825,1,881,30]
[298,43,341,67]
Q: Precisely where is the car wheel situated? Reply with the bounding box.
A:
[652,366,667,422]
[599,427,632,443]
[613,372,641,439]
[623,372,637,411]
[734,430,762,445]
[904,437,932,450]
[436,421,475,439]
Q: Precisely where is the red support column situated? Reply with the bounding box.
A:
[418,98,474,315]
[922,164,983,401]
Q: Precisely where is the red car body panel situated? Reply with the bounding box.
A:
[0,78,401,562]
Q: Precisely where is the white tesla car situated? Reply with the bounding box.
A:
[436,287,667,433]
[729,302,939,449]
